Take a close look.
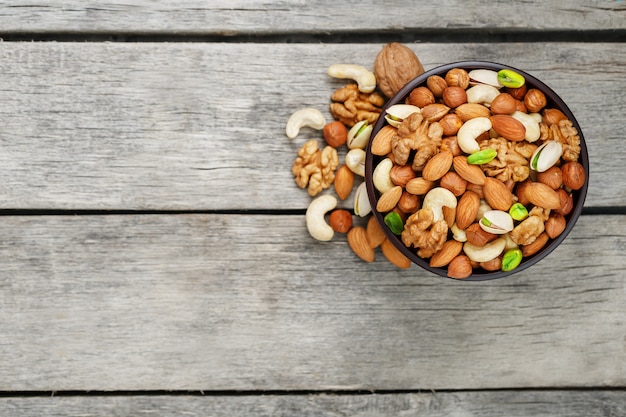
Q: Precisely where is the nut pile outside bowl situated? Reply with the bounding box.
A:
[365,61,589,280]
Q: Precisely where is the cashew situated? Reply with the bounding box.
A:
[354,182,372,217]
[422,187,457,223]
[345,148,366,177]
[511,111,540,142]
[327,64,376,93]
[457,116,492,154]
[306,194,337,241]
[372,157,394,193]
[451,223,468,242]
[476,199,492,221]
[463,238,506,263]
[285,107,326,139]
[466,84,500,105]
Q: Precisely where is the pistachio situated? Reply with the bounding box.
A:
[354,182,371,217]
[468,69,502,88]
[467,148,497,165]
[509,202,529,221]
[501,248,523,272]
[497,69,525,88]
[347,120,373,150]
[384,104,421,128]
[530,140,563,172]
[479,210,514,235]
[384,211,404,235]
[345,148,366,177]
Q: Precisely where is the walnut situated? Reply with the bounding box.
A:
[529,206,551,222]
[478,137,538,183]
[329,84,385,127]
[510,215,545,246]
[401,207,448,258]
[374,42,425,98]
[292,139,338,196]
[390,112,443,170]
[539,118,581,162]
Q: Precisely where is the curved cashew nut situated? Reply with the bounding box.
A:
[345,148,366,177]
[306,194,337,241]
[422,187,457,223]
[466,84,500,105]
[463,238,506,263]
[451,223,468,242]
[327,64,376,93]
[457,116,492,154]
[372,158,395,193]
[285,107,326,139]
[354,182,372,217]
[511,111,541,142]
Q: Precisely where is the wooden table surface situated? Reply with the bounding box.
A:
[0,1,625,415]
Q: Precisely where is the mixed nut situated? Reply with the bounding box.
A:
[286,42,586,279]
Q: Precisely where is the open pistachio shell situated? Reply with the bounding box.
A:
[384,104,421,128]
[468,69,502,88]
[530,140,563,172]
[354,182,372,217]
[479,210,514,234]
[347,120,373,150]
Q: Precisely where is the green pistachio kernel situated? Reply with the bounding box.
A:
[355,120,369,136]
[467,148,497,165]
[501,248,523,272]
[509,203,529,221]
[384,211,404,235]
[480,217,492,227]
[497,69,526,89]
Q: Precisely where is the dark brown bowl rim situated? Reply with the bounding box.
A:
[365,61,589,281]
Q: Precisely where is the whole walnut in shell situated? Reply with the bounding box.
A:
[374,43,425,99]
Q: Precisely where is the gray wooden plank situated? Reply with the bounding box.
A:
[1,391,625,417]
[0,1,624,34]
[0,42,623,210]
[0,213,623,391]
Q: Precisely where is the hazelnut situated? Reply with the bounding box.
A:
[537,166,563,190]
[440,114,463,136]
[440,171,467,197]
[506,84,527,100]
[522,232,549,257]
[524,88,548,113]
[445,68,470,89]
[397,191,420,213]
[390,164,417,187]
[490,93,517,115]
[554,189,574,216]
[426,75,447,97]
[479,256,502,272]
[442,86,468,108]
[515,100,527,113]
[561,161,586,190]
[408,86,435,108]
[329,209,352,233]
[447,255,473,279]
[545,213,566,239]
[542,108,568,126]
[466,182,484,199]
[323,121,347,148]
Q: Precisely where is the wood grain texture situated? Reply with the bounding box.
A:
[0,42,623,210]
[1,391,625,416]
[0,1,624,34]
[0,213,623,391]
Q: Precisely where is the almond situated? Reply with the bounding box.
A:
[483,177,514,211]
[465,222,498,247]
[489,115,526,141]
[455,190,481,230]
[366,215,387,249]
[452,155,486,185]
[454,103,491,122]
[420,103,450,122]
[521,232,549,257]
[376,185,403,213]
[347,226,375,262]
[524,182,562,210]
[406,177,435,195]
[370,125,396,156]
[381,239,412,269]
[430,239,463,267]
[422,150,453,181]
[447,255,473,279]
[334,164,354,200]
